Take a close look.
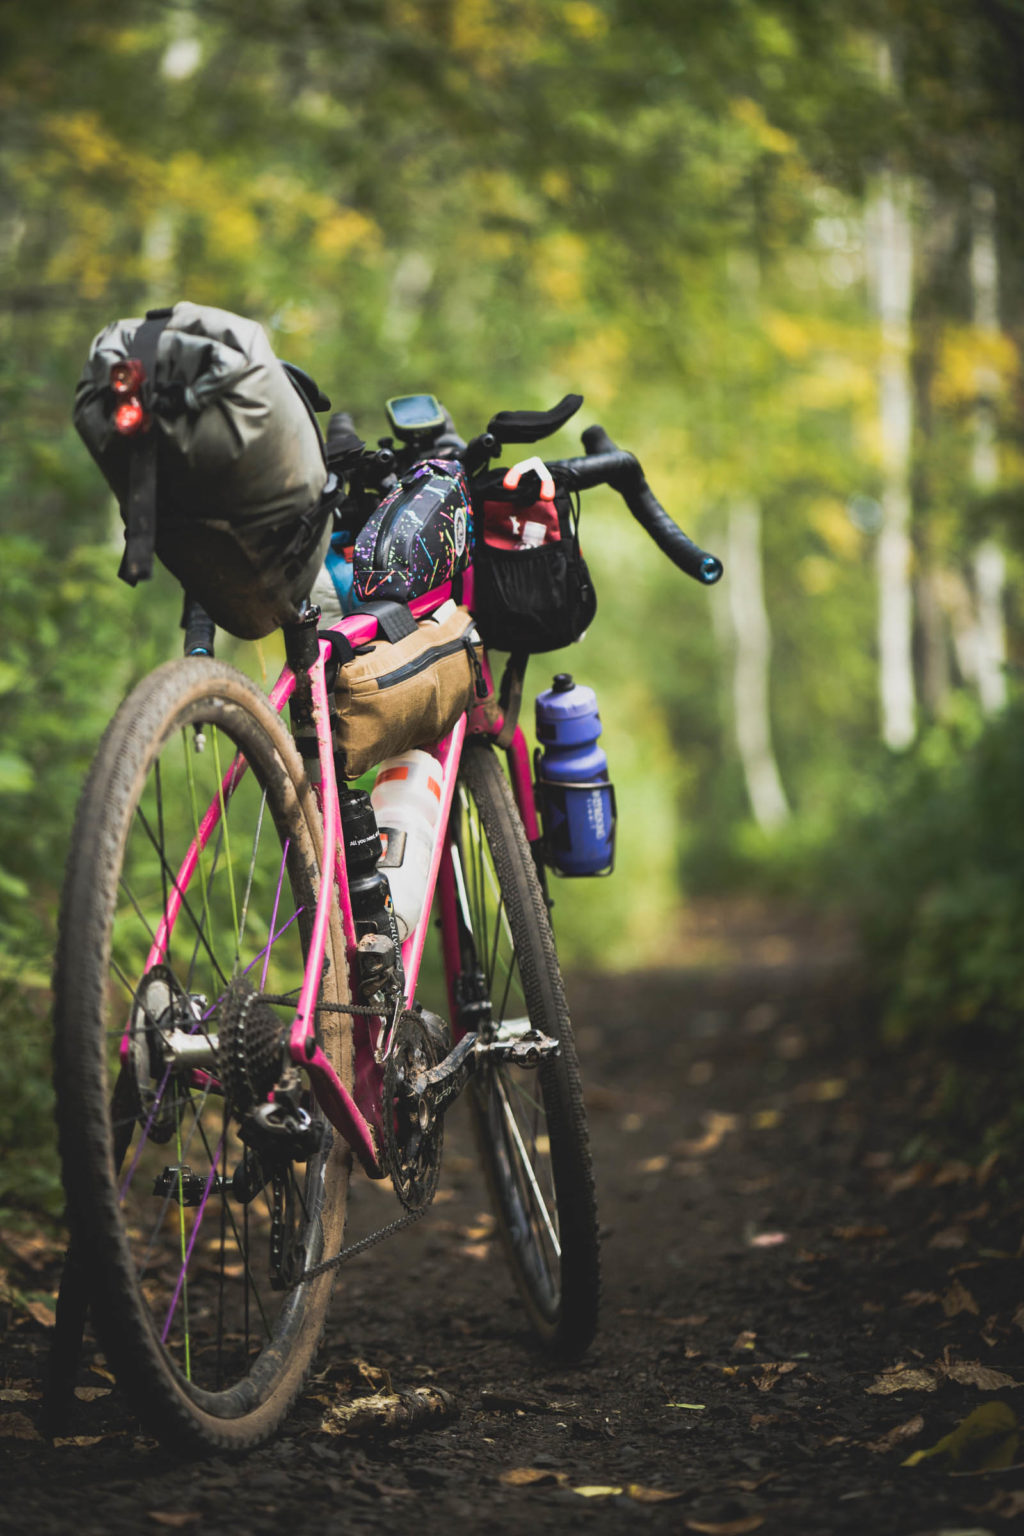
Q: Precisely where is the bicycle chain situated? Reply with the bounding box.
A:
[289,1200,432,1288]
[259,992,435,1288]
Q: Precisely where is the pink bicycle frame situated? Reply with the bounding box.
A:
[132,578,538,1183]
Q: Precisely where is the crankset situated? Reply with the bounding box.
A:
[381,1003,561,1212]
[382,1009,451,1212]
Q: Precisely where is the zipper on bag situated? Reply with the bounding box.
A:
[371,622,482,691]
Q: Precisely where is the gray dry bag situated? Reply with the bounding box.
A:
[73,301,332,640]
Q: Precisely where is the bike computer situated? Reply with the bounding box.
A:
[385,393,447,442]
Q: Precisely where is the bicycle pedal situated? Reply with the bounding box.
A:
[478,1030,560,1067]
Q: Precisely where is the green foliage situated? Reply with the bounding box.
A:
[836,698,1024,1042]
[4,0,1024,1193]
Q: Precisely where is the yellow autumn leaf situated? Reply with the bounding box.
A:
[627,1484,685,1503]
[903,1402,1018,1470]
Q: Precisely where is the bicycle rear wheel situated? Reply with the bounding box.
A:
[448,740,599,1357]
[53,658,350,1450]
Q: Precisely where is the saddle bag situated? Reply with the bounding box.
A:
[470,470,596,654]
[333,602,489,780]
[73,301,332,640]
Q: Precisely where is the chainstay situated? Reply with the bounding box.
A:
[291,1201,431,1287]
[260,995,385,1016]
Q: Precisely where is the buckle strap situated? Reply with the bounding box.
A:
[118,307,172,588]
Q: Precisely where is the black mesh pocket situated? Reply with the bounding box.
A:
[472,540,596,653]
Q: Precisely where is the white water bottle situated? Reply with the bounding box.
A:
[370,749,444,940]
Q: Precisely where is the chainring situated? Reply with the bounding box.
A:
[216,978,286,1114]
[381,1009,451,1213]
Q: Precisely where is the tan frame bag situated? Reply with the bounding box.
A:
[334,603,490,780]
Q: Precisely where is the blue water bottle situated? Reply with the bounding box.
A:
[535,674,616,877]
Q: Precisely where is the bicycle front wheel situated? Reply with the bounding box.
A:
[449,740,599,1357]
[53,658,351,1451]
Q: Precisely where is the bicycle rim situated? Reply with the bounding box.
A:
[53,659,350,1449]
[450,741,599,1356]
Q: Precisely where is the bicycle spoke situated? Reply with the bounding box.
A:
[55,660,350,1446]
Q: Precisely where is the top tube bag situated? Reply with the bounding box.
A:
[73,301,333,640]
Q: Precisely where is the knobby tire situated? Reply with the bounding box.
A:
[450,739,599,1357]
[52,659,351,1451]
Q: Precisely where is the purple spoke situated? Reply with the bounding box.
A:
[161,1141,224,1345]
[247,906,303,987]
[261,838,291,993]
[118,1063,174,1202]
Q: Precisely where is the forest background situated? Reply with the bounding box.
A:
[3,0,1024,1213]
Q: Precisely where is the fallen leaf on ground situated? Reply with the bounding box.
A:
[499,1467,569,1488]
[74,1387,112,1402]
[0,1411,42,1441]
[666,1402,706,1411]
[627,1484,685,1503]
[0,1388,38,1403]
[460,1215,495,1241]
[637,1156,670,1175]
[944,1363,1017,1391]
[882,1163,932,1195]
[10,1291,56,1328]
[732,1330,757,1352]
[903,1403,1018,1470]
[752,1363,798,1393]
[942,1279,980,1318]
[675,1112,738,1158]
[686,1517,764,1535]
[795,1078,846,1103]
[0,1228,63,1269]
[867,1361,1018,1396]
[929,1225,969,1250]
[573,1486,622,1498]
[865,1414,926,1453]
[53,1435,107,1448]
[903,1290,941,1309]
[867,1366,941,1395]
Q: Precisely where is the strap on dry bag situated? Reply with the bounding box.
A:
[118,307,172,587]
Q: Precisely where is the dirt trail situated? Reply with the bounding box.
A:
[2,911,1023,1535]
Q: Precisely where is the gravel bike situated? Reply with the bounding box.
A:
[47,391,722,1451]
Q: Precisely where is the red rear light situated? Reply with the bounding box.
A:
[110,358,146,397]
[114,398,147,435]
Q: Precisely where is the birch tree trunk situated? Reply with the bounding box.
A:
[969,183,1007,714]
[726,499,790,831]
[867,42,916,750]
